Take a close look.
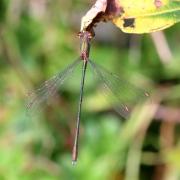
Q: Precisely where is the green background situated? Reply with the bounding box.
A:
[0,0,180,179]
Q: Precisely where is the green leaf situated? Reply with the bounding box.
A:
[113,0,180,33]
[81,0,180,34]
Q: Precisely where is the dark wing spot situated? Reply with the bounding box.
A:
[123,18,135,28]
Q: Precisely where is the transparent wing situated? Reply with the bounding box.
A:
[26,59,81,115]
[89,60,149,118]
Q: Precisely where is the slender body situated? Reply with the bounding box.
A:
[72,31,92,164]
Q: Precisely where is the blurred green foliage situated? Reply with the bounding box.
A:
[0,0,180,180]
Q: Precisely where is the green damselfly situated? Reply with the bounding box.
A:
[27,30,149,164]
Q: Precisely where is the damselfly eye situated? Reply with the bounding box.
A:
[77,32,83,38]
[88,33,93,39]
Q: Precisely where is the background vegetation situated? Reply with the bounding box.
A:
[0,0,180,179]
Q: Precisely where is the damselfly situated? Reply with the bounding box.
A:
[27,31,149,164]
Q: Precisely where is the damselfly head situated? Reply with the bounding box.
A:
[78,31,93,41]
